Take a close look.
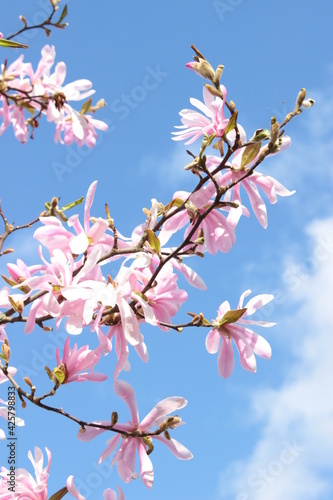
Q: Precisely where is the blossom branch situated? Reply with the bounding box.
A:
[0,360,184,443]
[5,1,68,41]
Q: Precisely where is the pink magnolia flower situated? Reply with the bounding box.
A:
[0,44,107,145]
[52,337,107,384]
[67,475,125,500]
[7,258,45,284]
[134,261,188,331]
[223,136,294,228]
[77,380,193,489]
[187,136,294,229]
[0,447,51,499]
[34,181,126,258]
[54,110,108,148]
[161,190,236,255]
[206,290,275,378]
[22,245,105,334]
[172,84,229,144]
[94,322,148,380]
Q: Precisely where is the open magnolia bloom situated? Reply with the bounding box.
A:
[206,290,275,378]
[77,380,193,489]
[0,447,51,499]
[172,84,229,144]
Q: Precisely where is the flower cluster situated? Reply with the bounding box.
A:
[0,45,107,145]
[0,39,315,499]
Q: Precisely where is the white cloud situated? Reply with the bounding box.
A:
[218,216,333,499]
[138,145,194,190]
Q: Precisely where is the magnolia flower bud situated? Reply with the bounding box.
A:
[16,300,24,315]
[51,197,59,209]
[24,376,33,387]
[186,59,215,82]
[296,88,307,107]
[2,340,10,363]
[19,15,27,27]
[164,430,171,440]
[2,248,14,255]
[269,117,280,146]
[204,84,223,98]
[250,128,271,142]
[215,64,224,83]
[111,411,118,427]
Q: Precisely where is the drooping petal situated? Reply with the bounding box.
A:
[98,434,121,464]
[233,335,257,373]
[217,337,235,379]
[137,440,154,489]
[154,435,193,460]
[66,475,86,500]
[205,328,221,354]
[117,296,140,346]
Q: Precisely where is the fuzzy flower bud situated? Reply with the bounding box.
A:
[296,88,307,107]
[186,59,215,82]
[2,340,10,363]
[269,117,280,146]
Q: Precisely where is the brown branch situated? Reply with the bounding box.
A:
[5,3,66,41]
[0,362,180,440]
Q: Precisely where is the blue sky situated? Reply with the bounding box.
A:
[0,1,332,499]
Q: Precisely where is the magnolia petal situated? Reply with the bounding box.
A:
[66,475,86,500]
[98,434,121,464]
[24,299,42,334]
[103,489,117,500]
[237,289,252,309]
[154,435,193,460]
[134,294,158,326]
[244,293,274,316]
[115,441,136,483]
[233,336,257,373]
[113,380,140,426]
[137,440,154,489]
[173,260,207,290]
[134,335,149,364]
[117,296,140,346]
[205,329,221,354]
[240,318,276,328]
[217,337,235,378]
[243,179,267,228]
[232,324,272,359]
[114,326,130,380]
[140,397,187,430]
[69,232,89,255]
[77,421,109,442]
[71,109,86,140]
[88,218,109,244]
